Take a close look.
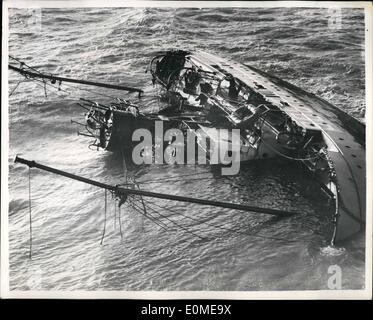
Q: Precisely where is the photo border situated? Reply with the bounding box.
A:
[1,0,372,299]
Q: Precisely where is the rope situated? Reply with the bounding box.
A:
[9,55,120,100]
[143,199,301,244]
[141,200,207,240]
[100,189,107,245]
[114,199,117,229]
[120,144,128,183]
[9,55,44,75]
[43,80,47,97]
[118,203,123,239]
[135,183,147,217]
[129,199,169,231]
[9,79,26,97]
[32,77,71,95]
[28,167,33,259]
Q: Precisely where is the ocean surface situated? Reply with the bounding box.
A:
[7,7,366,291]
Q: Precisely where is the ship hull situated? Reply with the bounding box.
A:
[104,50,365,244]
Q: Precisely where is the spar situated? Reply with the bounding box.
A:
[14,156,300,217]
[8,56,144,97]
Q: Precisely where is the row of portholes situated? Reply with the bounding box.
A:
[249,76,353,146]
[246,70,364,171]
[256,78,302,107]
[309,113,331,126]
[337,137,363,170]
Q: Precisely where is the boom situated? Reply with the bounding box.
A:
[14,156,300,217]
[8,64,144,97]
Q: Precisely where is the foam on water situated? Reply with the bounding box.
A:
[320,245,346,257]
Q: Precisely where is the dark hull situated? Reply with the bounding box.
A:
[248,65,366,243]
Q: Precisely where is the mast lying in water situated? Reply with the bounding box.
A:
[8,55,144,98]
[14,156,300,217]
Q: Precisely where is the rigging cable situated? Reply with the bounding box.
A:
[142,198,300,244]
[9,79,27,97]
[100,189,107,245]
[32,77,71,95]
[129,198,170,231]
[118,203,123,239]
[9,55,44,75]
[138,200,206,240]
[114,198,117,229]
[9,55,122,100]
[28,167,33,259]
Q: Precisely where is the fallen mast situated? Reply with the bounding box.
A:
[14,156,300,217]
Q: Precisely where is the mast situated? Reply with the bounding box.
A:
[14,156,300,217]
[8,64,144,98]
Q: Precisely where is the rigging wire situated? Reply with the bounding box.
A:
[9,55,121,100]
[134,183,148,217]
[137,200,207,240]
[9,79,27,97]
[32,77,71,95]
[28,167,33,259]
[118,203,123,239]
[113,198,117,229]
[100,189,107,245]
[130,200,168,230]
[142,199,301,244]
[129,198,169,231]
[9,55,44,75]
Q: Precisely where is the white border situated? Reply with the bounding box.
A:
[2,0,373,9]
[1,0,372,300]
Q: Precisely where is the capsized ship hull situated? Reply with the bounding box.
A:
[85,50,365,244]
[246,63,365,244]
[147,50,366,244]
